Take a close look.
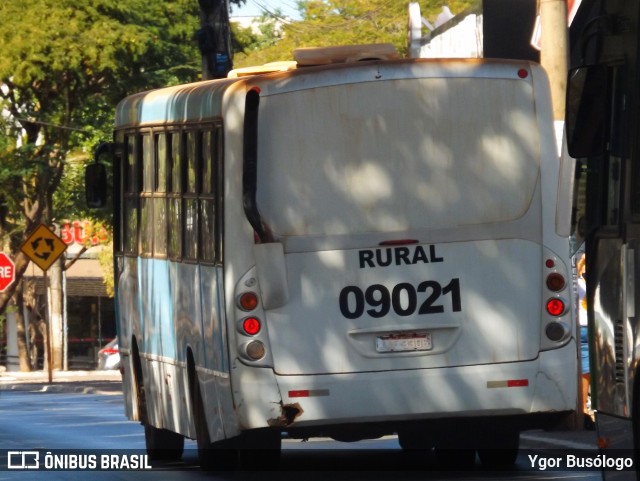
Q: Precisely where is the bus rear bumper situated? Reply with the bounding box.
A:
[267,342,577,429]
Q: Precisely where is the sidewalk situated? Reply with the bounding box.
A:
[0,369,123,395]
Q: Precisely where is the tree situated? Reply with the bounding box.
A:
[231,10,285,56]
[0,0,204,371]
[0,0,202,315]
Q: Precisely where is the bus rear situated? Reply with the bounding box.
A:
[229,58,577,458]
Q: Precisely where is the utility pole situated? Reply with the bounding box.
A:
[48,257,64,371]
[197,0,233,80]
[540,0,581,429]
[539,0,569,121]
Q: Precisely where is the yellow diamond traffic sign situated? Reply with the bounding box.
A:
[21,224,67,272]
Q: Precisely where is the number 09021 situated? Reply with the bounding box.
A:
[338,279,461,320]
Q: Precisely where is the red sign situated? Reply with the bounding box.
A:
[59,220,109,247]
[0,253,15,293]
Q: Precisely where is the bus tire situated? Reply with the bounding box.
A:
[397,430,432,451]
[477,429,519,467]
[132,340,185,461]
[144,425,184,461]
[433,433,476,467]
[238,428,282,469]
[434,447,476,467]
[192,375,238,471]
[131,339,147,424]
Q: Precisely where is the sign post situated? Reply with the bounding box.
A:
[20,224,68,383]
[0,253,15,293]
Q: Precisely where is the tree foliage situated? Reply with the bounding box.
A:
[231,10,285,55]
[0,0,202,312]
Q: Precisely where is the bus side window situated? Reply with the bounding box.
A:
[567,64,625,240]
[123,135,139,256]
[566,65,608,159]
[140,134,154,257]
[184,131,199,261]
[113,133,123,255]
[215,126,223,264]
[200,129,217,264]
[154,133,168,258]
[168,132,183,259]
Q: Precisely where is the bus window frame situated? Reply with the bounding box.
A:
[153,132,169,259]
[168,130,184,261]
[199,128,218,266]
[140,132,154,257]
[567,64,628,244]
[566,64,609,159]
[183,129,200,263]
[117,122,223,266]
[113,132,123,255]
[215,126,224,266]
[123,133,141,257]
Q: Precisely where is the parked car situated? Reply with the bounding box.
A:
[97,339,120,370]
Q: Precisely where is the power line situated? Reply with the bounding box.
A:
[13,117,93,134]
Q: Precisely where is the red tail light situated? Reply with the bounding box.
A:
[546,298,565,316]
[242,317,261,335]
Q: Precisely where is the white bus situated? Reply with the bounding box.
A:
[88,45,577,469]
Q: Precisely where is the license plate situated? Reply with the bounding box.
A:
[375,332,432,353]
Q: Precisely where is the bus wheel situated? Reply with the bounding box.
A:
[238,428,282,469]
[397,430,432,451]
[192,378,238,471]
[131,341,147,425]
[144,425,184,461]
[132,344,184,461]
[477,430,519,467]
[434,447,476,467]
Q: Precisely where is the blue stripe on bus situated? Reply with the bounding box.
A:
[133,258,228,374]
[139,258,175,359]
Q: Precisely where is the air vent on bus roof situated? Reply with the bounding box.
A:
[293,43,400,66]
[227,61,298,78]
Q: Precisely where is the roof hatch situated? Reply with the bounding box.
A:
[293,43,400,66]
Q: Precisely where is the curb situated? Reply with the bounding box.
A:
[0,371,123,395]
[0,381,123,395]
